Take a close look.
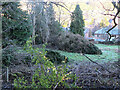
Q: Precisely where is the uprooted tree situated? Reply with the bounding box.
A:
[49,31,102,55]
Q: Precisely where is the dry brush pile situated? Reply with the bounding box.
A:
[49,31,102,55]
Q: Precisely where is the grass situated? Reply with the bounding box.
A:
[54,50,86,63]
[94,44,119,49]
[17,44,119,64]
[54,44,119,64]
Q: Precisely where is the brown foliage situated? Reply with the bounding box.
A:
[49,32,102,54]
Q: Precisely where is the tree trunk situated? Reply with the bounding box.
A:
[44,7,50,44]
[32,14,36,45]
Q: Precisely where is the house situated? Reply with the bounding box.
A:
[84,29,89,38]
[94,26,120,41]
[84,28,95,43]
[84,28,93,38]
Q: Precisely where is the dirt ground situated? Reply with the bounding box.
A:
[1,44,120,89]
[69,60,120,88]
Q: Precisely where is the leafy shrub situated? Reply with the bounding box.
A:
[14,37,78,89]
[46,50,68,64]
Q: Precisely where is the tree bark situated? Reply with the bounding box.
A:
[32,14,36,45]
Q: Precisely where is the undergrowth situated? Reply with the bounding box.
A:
[14,37,78,89]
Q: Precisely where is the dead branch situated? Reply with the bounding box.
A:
[106,3,120,41]
[50,2,72,14]
[99,1,120,41]
[82,54,112,73]
[102,13,120,18]
[98,0,115,11]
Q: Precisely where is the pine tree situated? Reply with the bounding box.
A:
[47,3,61,36]
[46,3,62,44]
[70,4,85,36]
[2,2,32,47]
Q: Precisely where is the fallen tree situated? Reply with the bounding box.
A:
[48,31,102,55]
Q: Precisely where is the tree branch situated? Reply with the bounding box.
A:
[102,13,120,18]
[83,54,112,73]
[106,10,119,41]
[98,0,115,11]
[99,0,120,41]
[50,2,72,14]
[53,81,61,90]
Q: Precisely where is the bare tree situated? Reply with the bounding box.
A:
[99,1,120,41]
[26,0,44,44]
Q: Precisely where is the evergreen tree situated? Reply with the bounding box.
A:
[46,3,62,44]
[47,3,61,36]
[34,3,61,44]
[70,4,85,36]
[2,2,32,48]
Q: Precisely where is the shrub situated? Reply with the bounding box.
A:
[14,37,78,89]
[2,45,17,67]
[46,50,68,64]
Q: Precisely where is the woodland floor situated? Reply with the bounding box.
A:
[59,44,120,88]
[2,44,120,89]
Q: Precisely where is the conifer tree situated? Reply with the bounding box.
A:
[70,4,85,36]
[47,3,61,36]
[2,2,32,47]
[46,3,62,44]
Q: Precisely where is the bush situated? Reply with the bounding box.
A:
[2,45,17,67]
[14,37,78,89]
[46,50,68,64]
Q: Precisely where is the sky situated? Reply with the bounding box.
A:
[19,0,118,28]
[1,0,118,2]
[20,0,118,2]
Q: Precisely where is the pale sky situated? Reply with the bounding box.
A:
[20,0,118,2]
[1,0,118,2]
[19,0,118,27]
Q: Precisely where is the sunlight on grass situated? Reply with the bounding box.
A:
[17,44,119,64]
[94,44,119,49]
[86,51,118,63]
[55,44,119,64]
[55,50,86,62]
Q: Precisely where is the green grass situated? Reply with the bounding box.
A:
[54,50,86,63]
[94,44,119,49]
[54,44,119,64]
[17,44,119,64]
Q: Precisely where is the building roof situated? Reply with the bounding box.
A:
[94,27,120,35]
